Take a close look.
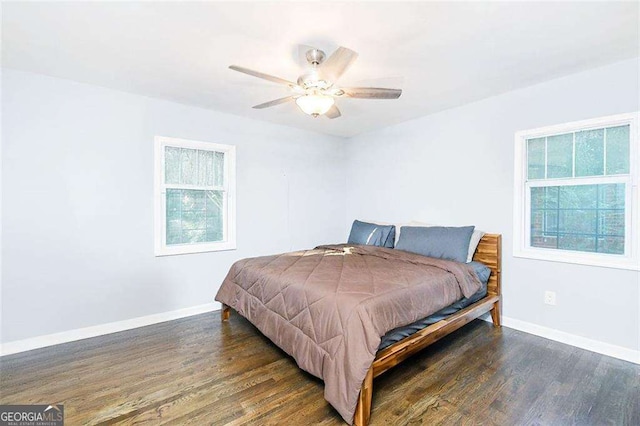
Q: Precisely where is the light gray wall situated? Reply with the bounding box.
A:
[345,59,640,351]
[4,60,639,353]
[2,69,346,343]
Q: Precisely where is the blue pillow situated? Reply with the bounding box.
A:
[348,220,396,248]
[396,226,475,263]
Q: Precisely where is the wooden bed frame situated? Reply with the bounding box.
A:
[221,233,502,426]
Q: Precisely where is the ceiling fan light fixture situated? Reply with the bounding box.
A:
[295,94,335,117]
[229,45,401,120]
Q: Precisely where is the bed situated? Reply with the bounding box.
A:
[216,233,501,425]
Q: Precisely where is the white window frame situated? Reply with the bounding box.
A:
[513,112,639,270]
[154,136,236,256]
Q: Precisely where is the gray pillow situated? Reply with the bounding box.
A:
[348,220,396,248]
[396,226,475,263]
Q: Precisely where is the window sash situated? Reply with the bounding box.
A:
[524,177,632,257]
[527,175,629,188]
[526,125,631,181]
[164,189,228,246]
[163,183,226,191]
[154,136,236,256]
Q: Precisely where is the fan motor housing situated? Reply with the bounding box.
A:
[306,49,325,66]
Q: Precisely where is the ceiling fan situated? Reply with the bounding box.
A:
[229,46,402,119]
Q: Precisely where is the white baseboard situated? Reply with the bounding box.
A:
[484,315,639,364]
[0,302,220,357]
[3,305,638,365]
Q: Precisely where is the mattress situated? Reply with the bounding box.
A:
[378,261,491,351]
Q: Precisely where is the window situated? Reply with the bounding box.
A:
[154,136,236,256]
[514,113,638,270]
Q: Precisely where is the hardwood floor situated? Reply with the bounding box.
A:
[1,312,638,425]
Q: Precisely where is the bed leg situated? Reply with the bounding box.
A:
[354,366,373,426]
[490,301,501,327]
[221,304,231,322]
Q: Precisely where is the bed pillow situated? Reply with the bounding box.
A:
[466,229,486,262]
[409,221,484,263]
[396,225,475,263]
[363,219,411,246]
[347,220,396,248]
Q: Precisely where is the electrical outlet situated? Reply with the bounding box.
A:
[544,291,556,305]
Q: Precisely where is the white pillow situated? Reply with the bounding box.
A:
[408,221,485,263]
[466,229,485,262]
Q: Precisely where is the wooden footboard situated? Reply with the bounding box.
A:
[354,234,502,426]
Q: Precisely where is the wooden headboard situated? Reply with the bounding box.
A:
[472,233,502,297]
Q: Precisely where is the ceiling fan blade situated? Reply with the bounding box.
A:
[252,96,296,109]
[342,87,402,99]
[318,46,358,83]
[229,65,295,86]
[325,104,341,119]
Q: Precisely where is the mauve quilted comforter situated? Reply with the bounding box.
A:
[215,244,482,424]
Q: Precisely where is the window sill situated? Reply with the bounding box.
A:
[155,241,237,257]
[513,248,639,271]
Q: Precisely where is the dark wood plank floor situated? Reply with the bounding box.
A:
[1,311,638,425]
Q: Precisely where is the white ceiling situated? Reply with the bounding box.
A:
[3,2,638,138]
